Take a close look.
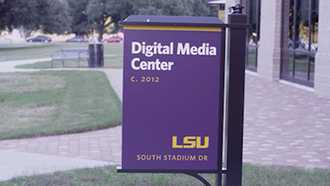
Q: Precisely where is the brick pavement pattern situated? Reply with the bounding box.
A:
[0,70,330,169]
[244,75,330,169]
[0,127,121,165]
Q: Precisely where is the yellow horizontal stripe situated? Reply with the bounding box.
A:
[124,25,222,32]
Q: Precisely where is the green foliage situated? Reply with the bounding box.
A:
[86,0,132,41]
[0,0,9,30]
[190,0,214,16]
[66,0,213,39]
[0,0,71,34]
[0,0,215,35]
[0,0,36,31]
[67,0,91,36]
[36,0,72,34]
[131,0,213,16]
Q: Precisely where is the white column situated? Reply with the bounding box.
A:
[315,1,330,98]
[257,0,282,81]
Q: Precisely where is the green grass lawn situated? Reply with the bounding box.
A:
[0,43,80,62]
[0,43,123,68]
[0,44,52,61]
[0,71,121,140]
[1,164,329,186]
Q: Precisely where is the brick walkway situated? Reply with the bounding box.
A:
[0,127,121,165]
[0,68,123,168]
[0,69,330,169]
[244,74,330,169]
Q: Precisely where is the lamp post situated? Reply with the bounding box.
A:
[208,1,247,186]
[230,4,244,14]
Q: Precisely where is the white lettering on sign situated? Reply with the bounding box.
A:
[132,42,173,57]
[130,41,217,71]
[131,58,175,71]
[177,43,216,56]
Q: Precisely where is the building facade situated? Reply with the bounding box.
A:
[238,0,329,98]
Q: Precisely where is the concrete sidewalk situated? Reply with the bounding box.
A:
[1,68,330,170]
[0,60,123,181]
[1,59,330,181]
[0,126,122,168]
[0,150,110,181]
[0,58,49,72]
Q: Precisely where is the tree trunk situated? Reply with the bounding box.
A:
[97,18,105,42]
[98,28,104,42]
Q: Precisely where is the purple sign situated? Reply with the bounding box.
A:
[122,26,225,172]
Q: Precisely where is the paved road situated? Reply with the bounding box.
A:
[0,62,330,180]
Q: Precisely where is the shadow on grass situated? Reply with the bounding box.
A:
[1,164,330,186]
[0,70,121,140]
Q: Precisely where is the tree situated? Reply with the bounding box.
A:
[131,0,213,17]
[189,0,213,16]
[67,0,91,36]
[162,0,192,16]
[0,0,71,35]
[0,0,38,31]
[86,0,132,41]
[0,0,9,31]
[35,0,72,34]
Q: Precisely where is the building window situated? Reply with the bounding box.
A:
[281,0,319,87]
[246,0,261,71]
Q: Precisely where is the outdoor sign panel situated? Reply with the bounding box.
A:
[122,25,225,172]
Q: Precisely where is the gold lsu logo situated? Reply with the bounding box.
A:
[172,136,209,149]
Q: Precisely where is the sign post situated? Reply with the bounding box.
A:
[119,15,225,184]
[119,12,247,186]
[225,12,247,186]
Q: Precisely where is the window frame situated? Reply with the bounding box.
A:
[280,0,319,87]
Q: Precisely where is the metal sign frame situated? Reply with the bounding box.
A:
[118,11,247,186]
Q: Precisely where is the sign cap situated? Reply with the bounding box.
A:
[122,15,224,27]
